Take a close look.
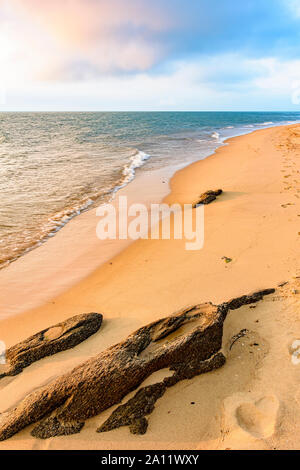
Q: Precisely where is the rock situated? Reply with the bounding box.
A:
[98,383,166,434]
[31,416,84,439]
[0,313,103,379]
[0,289,274,441]
[193,189,223,208]
[130,417,148,435]
[223,289,275,311]
[98,353,225,435]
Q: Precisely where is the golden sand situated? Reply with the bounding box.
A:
[0,124,299,450]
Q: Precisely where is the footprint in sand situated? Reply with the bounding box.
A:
[235,396,279,439]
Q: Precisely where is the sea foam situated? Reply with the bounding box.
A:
[211,131,220,140]
[122,150,150,184]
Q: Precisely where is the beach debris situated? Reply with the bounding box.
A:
[278,281,288,287]
[0,289,275,441]
[193,189,223,208]
[0,313,103,380]
[222,256,232,264]
[229,329,249,351]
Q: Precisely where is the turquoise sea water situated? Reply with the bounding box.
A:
[0,111,299,267]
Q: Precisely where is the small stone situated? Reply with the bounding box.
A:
[193,189,223,208]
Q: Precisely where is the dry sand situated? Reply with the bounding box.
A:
[0,124,299,450]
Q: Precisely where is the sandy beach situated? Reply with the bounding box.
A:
[0,124,299,450]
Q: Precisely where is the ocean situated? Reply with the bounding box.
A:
[1,111,299,268]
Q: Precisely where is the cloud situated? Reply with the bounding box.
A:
[285,0,300,17]
[4,53,300,111]
[1,0,173,81]
[1,0,300,110]
[2,0,300,83]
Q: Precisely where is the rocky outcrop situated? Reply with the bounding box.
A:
[0,289,274,441]
[98,353,225,435]
[223,289,274,311]
[98,290,275,435]
[193,189,223,208]
[0,313,103,379]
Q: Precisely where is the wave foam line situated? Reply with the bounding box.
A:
[211,131,220,140]
[122,150,150,184]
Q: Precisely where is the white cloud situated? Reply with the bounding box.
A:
[2,46,300,111]
[285,0,300,17]
[251,57,300,94]
[0,0,173,83]
[0,55,292,110]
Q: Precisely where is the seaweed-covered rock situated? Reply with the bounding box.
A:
[193,189,223,208]
[224,289,275,311]
[130,417,149,435]
[98,353,225,435]
[0,313,103,379]
[0,289,274,441]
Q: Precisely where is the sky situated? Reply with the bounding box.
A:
[1,0,300,111]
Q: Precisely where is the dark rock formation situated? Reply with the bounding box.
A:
[0,289,274,441]
[97,382,165,435]
[98,290,274,436]
[0,313,103,379]
[130,417,148,435]
[98,353,225,435]
[223,289,275,311]
[193,189,223,208]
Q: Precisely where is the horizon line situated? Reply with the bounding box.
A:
[0,109,299,113]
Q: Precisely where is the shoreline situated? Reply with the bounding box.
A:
[0,166,173,318]
[0,123,299,450]
[0,122,296,319]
